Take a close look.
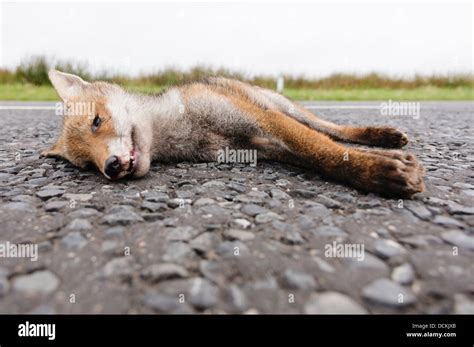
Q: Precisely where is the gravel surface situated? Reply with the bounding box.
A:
[0,101,473,314]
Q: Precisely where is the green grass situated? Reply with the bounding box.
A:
[0,84,59,101]
[0,83,472,101]
[284,86,473,101]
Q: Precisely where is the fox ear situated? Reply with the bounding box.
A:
[41,136,67,159]
[48,70,89,101]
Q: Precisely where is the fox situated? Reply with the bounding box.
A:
[42,70,425,198]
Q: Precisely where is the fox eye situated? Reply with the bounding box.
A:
[92,115,102,132]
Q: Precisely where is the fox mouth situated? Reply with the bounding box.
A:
[127,147,138,174]
[105,126,144,180]
[126,127,139,175]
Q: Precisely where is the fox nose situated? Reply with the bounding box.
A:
[105,155,121,178]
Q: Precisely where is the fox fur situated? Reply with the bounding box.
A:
[42,70,425,198]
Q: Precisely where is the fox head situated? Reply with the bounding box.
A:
[43,70,151,179]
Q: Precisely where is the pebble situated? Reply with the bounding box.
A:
[347,253,389,272]
[162,243,194,263]
[202,180,226,188]
[99,257,134,279]
[290,189,318,198]
[312,226,347,237]
[226,285,247,312]
[141,263,189,282]
[28,304,56,314]
[223,229,255,242]
[357,199,381,208]
[193,198,216,206]
[275,179,290,186]
[241,204,269,217]
[3,202,34,212]
[270,189,291,200]
[405,203,432,220]
[167,198,192,208]
[447,201,474,215]
[44,200,68,212]
[11,195,36,203]
[399,234,443,248]
[141,201,167,212]
[318,195,342,209]
[36,189,65,200]
[101,240,121,254]
[453,182,474,189]
[271,220,298,232]
[142,212,165,222]
[305,203,331,218]
[102,210,144,225]
[255,212,282,224]
[297,215,316,230]
[280,229,305,245]
[391,263,415,285]
[190,232,219,253]
[0,173,14,181]
[433,215,465,228]
[62,231,88,249]
[64,193,93,202]
[198,204,229,220]
[217,241,250,258]
[250,277,279,291]
[453,294,474,314]
[281,269,317,290]
[26,177,49,187]
[199,260,225,285]
[424,196,449,206]
[189,278,219,310]
[0,276,9,296]
[304,292,367,314]
[232,218,252,229]
[166,226,199,242]
[13,270,60,296]
[374,239,406,259]
[104,226,126,238]
[313,257,335,273]
[143,192,169,203]
[362,278,416,307]
[227,182,247,193]
[67,218,93,231]
[69,208,101,218]
[441,230,474,250]
[143,292,191,313]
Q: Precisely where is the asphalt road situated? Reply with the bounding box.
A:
[0,101,473,314]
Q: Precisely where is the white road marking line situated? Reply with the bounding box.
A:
[0,105,380,111]
[304,105,380,109]
[0,106,57,110]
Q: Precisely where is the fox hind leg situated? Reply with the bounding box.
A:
[236,99,424,197]
[336,125,408,148]
[287,105,409,148]
[255,88,409,148]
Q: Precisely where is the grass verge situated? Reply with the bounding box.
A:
[0,84,472,101]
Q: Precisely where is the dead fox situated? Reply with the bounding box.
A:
[42,70,425,198]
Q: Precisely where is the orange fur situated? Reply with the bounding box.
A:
[43,98,117,171]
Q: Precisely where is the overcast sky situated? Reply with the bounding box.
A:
[1,1,472,77]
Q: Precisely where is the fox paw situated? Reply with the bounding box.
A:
[371,154,425,197]
[364,127,408,148]
[360,149,424,175]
